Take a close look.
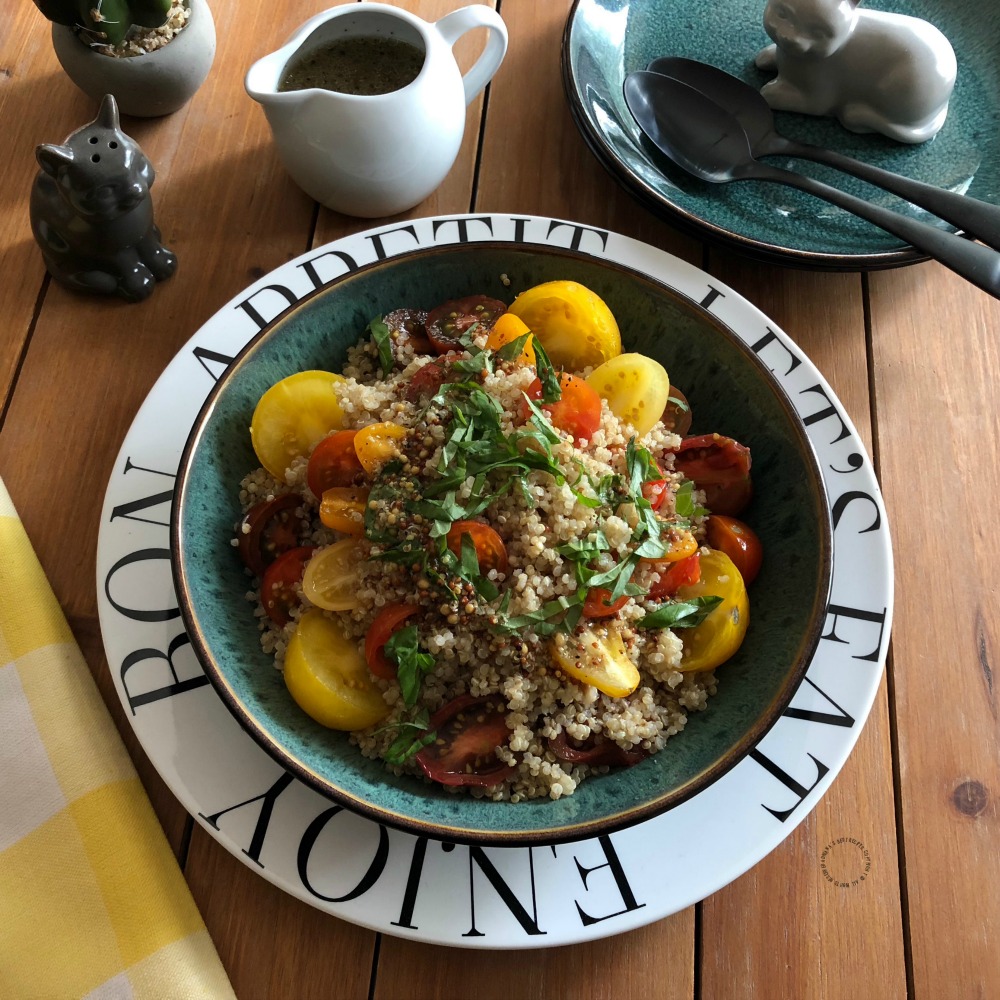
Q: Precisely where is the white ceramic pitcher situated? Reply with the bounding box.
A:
[246,3,508,218]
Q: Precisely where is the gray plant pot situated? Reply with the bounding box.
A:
[51,0,216,117]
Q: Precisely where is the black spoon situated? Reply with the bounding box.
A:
[647,56,1000,252]
[623,71,1000,298]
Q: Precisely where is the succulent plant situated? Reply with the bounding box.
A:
[32,0,173,48]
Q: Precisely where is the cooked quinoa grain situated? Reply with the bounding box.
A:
[235,292,742,802]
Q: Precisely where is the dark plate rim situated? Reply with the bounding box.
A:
[171,240,834,847]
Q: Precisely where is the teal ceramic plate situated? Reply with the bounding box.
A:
[172,241,831,846]
[562,0,999,269]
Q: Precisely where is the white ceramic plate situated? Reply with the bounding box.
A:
[96,214,892,948]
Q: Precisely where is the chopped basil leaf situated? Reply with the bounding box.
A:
[638,595,723,630]
[368,317,394,375]
[385,625,436,707]
[674,479,708,520]
[375,708,437,765]
[495,332,533,363]
[532,339,562,404]
[520,392,562,444]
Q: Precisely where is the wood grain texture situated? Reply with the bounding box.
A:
[4,0,998,996]
[185,830,377,1000]
[0,5,81,410]
[698,253,907,1000]
[867,260,1000,1000]
[474,0,701,264]
[373,914,693,1000]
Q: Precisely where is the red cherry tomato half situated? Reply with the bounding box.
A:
[446,520,510,576]
[260,546,314,626]
[706,515,763,585]
[583,587,629,618]
[520,373,603,442]
[404,352,468,402]
[547,730,647,768]
[383,307,432,357]
[673,433,753,516]
[365,603,421,679]
[236,493,303,576]
[415,694,517,787]
[307,430,365,498]
[661,387,693,436]
[642,477,670,511]
[648,552,702,600]
[425,295,507,354]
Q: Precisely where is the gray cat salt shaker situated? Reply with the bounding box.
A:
[30,94,177,302]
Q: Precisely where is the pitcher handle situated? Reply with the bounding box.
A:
[434,5,509,105]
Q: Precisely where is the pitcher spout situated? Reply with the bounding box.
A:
[245,46,297,105]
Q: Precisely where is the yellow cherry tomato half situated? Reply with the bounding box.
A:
[586,353,671,438]
[301,538,363,611]
[673,548,749,672]
[484,312,536,366]
[549,624,640,697]
[507,280,622,370]
[284,609,388,731]
[250,370,346,481]
[354,421,407,475]
[319,487,370,537]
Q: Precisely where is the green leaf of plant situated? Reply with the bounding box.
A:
[637,595,723,630]
[367,316,394,375]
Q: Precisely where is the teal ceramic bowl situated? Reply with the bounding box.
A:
[563,0,1000,269]
[172,243,832,845]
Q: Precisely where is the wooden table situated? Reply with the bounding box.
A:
[3,1,998,997]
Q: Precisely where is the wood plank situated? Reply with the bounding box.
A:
[699,252,907,1000]
[184,830,376,1000]
[0,0,316,851]
[374,918,692,1000]
[473,0,700,262]
[0,6,86,408]
[867,260,1000,999]
[373,2,700,995]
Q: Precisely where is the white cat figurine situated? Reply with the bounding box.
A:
[754,0,957,143]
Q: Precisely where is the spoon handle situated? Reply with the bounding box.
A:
[753,161,1000,298]
[778,139,1000,252]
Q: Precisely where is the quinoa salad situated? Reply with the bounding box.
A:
[233,281,760,801]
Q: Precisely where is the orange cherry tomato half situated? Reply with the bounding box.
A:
[648,552,702,600]
[318,486,370,536]
[365,603,421,679]
[236,493,303,576]
[583,587,629,618]
[520,373,603,442]
[673,434,753,516]
[414,694,517,788]
[661,387,693,436]
[706,515,763,585]
[446,520,509,576]
[307,430,364,498]
[260,545,314,626]
[425,295,507,354]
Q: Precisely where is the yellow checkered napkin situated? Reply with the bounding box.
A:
[0,479,235,1000]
